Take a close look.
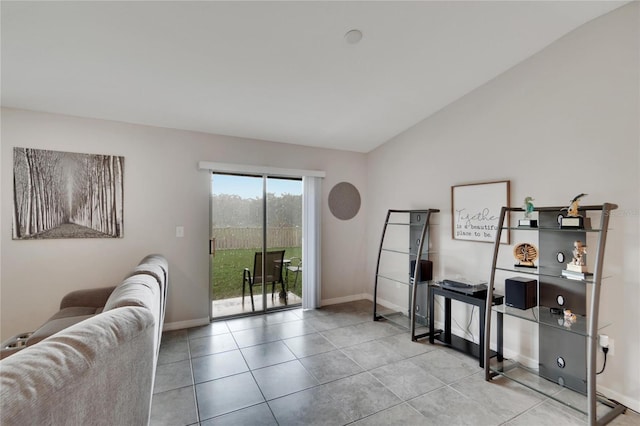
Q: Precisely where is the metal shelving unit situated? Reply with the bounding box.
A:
[373,209,439,340]
[483,203,625,425]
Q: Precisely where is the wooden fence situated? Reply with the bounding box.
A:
[212,227,301,250]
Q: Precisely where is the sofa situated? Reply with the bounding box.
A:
[0,254,168,425]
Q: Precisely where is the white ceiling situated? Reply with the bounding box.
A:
[1,1,628,153]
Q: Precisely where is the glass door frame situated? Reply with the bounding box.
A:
[209,172,303,320]
[200,161,325,321]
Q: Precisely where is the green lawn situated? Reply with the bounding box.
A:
[211,247,302,300]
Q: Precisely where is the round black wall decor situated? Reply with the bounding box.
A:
[328,182,361,220]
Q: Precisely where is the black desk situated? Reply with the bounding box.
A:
[428,283,504,368]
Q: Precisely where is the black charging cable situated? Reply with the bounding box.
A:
[596,347,609,375]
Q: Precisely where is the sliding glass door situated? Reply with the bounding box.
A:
[210,173,302,319]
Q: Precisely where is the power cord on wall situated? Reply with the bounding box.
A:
[434,297,476,343]
[597,335,609,375]
[465,306,476,341]
[596,346,609,375]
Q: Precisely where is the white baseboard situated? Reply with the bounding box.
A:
[366,295,406,314]
[597,385,640,413]
[163,317,209,331]
[321,293,369,307]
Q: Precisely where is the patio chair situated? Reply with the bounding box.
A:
[242,250,286,311]
[286,257,302,290]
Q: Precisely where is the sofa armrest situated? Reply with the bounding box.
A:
[59,286,117,309]
[0,307,156,426]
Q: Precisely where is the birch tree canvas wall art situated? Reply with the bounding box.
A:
[12,147,124,239]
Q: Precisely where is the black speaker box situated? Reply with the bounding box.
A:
[410,259,433,282]
[505,277,537,310]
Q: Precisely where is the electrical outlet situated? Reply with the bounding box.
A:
[600,334,615,356]
[599,334,609,348]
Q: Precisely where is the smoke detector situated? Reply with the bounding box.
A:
[344,29,363,45]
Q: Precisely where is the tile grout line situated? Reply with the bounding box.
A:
[228,317,280,425]
[186,325,201,425]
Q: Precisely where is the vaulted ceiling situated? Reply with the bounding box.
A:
[1,1,628,152]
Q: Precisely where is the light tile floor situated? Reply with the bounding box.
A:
[151,300,639,426]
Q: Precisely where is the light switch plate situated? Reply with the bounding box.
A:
[176,226,184,238]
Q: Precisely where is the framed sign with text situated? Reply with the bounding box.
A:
[451,180,510,243]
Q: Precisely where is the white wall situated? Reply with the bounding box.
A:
[366,3,639,411]
[1,109,368,337]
